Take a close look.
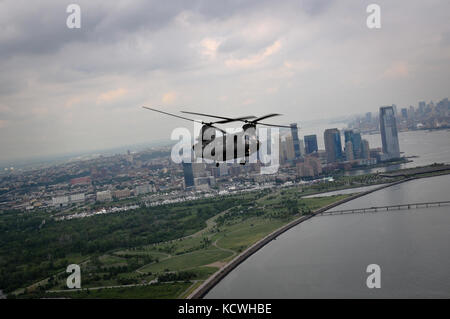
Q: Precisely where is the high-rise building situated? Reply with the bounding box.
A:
[345,141,354,161]
[418,101,426,114]
[401,108,408,119]
[361,139,370,159]
[299,139,305,157]
[379,106,400,159]
[304,135,318,154]
[290,123,302,159]
[182,162,195,188]
[284,136,296,161]
[392,104,398,115]
[324,128,343,163]
[344,129,362,159]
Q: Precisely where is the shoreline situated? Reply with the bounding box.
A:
[188,177,414,299]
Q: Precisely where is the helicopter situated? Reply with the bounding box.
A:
[142,106,291,166]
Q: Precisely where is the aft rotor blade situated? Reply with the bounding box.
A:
[142,106,203,124]
[257,122,292,128]
[181,110,256,122]
[252,113,282,122]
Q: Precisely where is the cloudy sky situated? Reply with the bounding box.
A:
[0,0,449,163]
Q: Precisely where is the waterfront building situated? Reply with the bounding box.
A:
[284,136,296,161]
[345,141,354,161]
[379,106,400,159]
[324,128,343,163]
[304,135,318,155]
[361,139,370,159]
[299,139,305,157]
[290,123,302,159]
[344,129,362,159]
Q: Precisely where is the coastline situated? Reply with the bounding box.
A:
[187,177,413,299]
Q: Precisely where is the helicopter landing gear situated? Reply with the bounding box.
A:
[215,162,219,167]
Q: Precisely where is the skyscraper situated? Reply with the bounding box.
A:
[299,139,305,157]
[379,106,400,159]
[401,108,408,119]
[304,135,318,154]
[283,136,296,161]
[344,129,362,159]
[324,128,343,163]
[182,162,195,188]
[290,123,302,160]
[345,141,354,161]
[361,139,370,159]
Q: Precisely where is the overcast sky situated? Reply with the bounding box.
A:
[0,0,449,163]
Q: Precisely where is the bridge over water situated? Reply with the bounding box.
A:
[320,200,450,216]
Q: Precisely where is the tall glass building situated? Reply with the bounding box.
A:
[304,135,318,154]
[379,106,400,159]
[290,123,302,160]
[344,130,362,159]
[324,128,343,163]
[182,161,195,188]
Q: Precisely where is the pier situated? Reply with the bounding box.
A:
[321,200,450,216]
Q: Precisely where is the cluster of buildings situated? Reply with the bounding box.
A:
[0,102,411,212]
[276,105,401,177]
[179,105,403,187]
[348,97,450,133]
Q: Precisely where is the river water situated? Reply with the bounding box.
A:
[206,174,450,298]
[347,129,450,175]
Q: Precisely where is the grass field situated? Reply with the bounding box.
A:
[23,189,352,299]
[139,248,232,273]
[213,218,287,252]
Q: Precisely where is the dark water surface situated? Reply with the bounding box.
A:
[206,174,450,298]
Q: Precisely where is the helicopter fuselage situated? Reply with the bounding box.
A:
[193,125,260,163]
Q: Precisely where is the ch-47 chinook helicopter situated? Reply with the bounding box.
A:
[142,106,291,166]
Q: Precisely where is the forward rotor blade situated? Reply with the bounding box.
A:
[142,106,203,124]
[143,106,227,134]
[251,113,282,122]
